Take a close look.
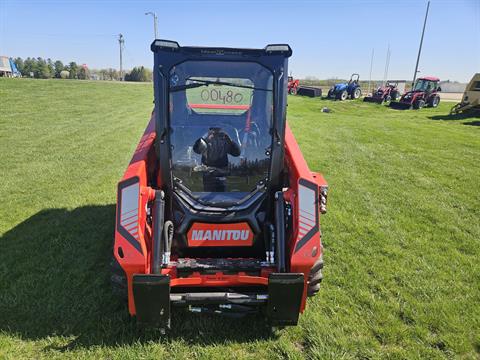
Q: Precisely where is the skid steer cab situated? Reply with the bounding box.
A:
[112,39,328,330]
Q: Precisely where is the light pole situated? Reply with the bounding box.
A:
[145,12,158,39]
[412,1,430,87]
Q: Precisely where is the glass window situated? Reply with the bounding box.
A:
[185,77,253,115]
[413,79,437,92]
[169,61,274,206]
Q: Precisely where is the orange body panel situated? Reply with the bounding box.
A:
[114,115,157,315]
[115,116,327,316]
[284,123,326,311]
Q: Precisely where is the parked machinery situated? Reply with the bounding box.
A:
[390,77,441,110]
[327,74,362,100]
[112,39,329,330]
[288,76,300,95]
[450,73,480,115]
[363,81,400,104]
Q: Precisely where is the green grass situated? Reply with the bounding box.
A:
[0,78,479,359]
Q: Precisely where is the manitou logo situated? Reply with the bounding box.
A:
[191,229,250,241]
[187,222,254,247]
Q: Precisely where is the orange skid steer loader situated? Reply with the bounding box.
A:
[112,40,328,330]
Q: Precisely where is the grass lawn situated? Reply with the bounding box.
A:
[0,78,479,359]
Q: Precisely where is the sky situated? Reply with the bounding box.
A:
[0,0,479,82]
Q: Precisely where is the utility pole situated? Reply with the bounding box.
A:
[145,12,158,39]
[383,44,391,86]
[368,48,374,95]
[118,34,124,81]
[412,1,430,87]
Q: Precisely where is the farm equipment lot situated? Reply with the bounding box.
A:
[0,78,479,359]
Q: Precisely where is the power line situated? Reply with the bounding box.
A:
[11,33,117,37]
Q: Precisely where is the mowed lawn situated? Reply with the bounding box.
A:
[0,78,479,359]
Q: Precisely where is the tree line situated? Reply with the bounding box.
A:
[12,57,152,82]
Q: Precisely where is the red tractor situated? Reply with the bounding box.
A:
[112,39,328,330]
[363,81,400,104]
[390,77,441,110]
[288,76,299,95]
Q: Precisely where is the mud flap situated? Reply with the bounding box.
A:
[267,273,305,326]
[133,274,171,328]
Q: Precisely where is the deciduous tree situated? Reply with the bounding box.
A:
[54,60,64,78]
[68,62,78,79]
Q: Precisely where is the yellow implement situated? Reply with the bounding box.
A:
[451,73,480,114]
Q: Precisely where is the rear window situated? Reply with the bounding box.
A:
[168,60,274,206]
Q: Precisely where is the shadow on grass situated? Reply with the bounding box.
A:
[463,120,480,127]
[0,205,272,351]
[429,112,480,124]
